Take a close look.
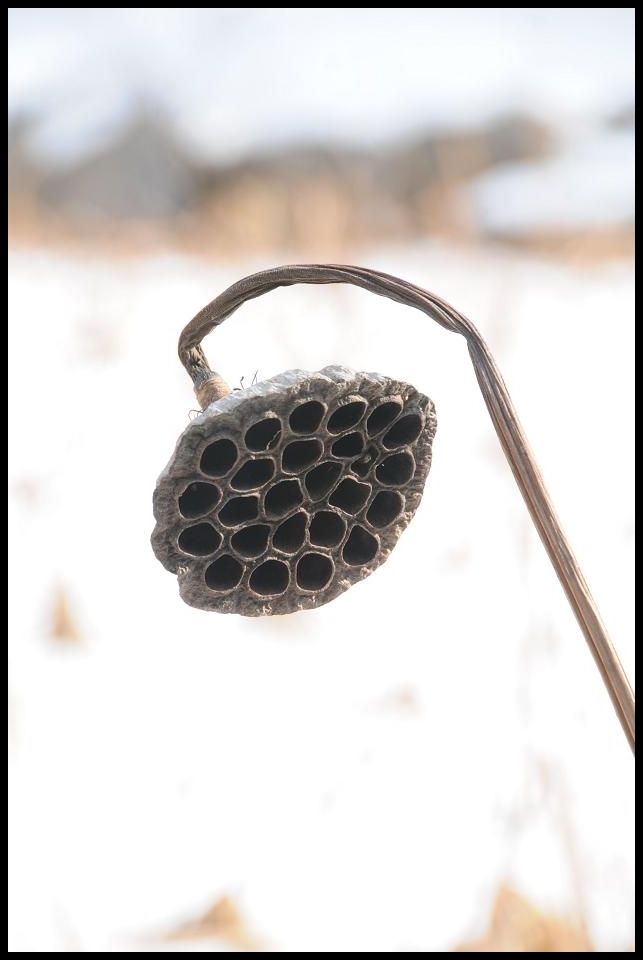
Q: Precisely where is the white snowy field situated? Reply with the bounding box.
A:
[8,243,634,952]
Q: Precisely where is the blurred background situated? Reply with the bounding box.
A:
[8,8,634,953]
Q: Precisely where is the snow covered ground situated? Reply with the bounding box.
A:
[8,243,634,952]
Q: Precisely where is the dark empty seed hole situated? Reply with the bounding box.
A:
[376,452,415,486]
[200,438,238,477]
[273,512,307,553]
[331,432,364,458]
[343,525,379,565]
[296,552,333,591]
[249,559,290,596]
[282,438,323,473]
[205,554,243,591]
[327,400,367,434]
[218,495,259,527]
[351,445,378,478]
[305,461,342,500]
[309,511,346,547]
[245,417,281,452]
[178,481,221,519]
[366,490,404,529]
[383,413,423,448]
[231,458,275,490]
[265,479,303,517]
[289,400,325,434]
[329,478,371,515]
[231,524,270,558]
[366,401,402,436]
[178,522,221,556]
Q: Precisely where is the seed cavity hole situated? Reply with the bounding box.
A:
[376,452,415,486]
[245,417,281,452]
[367,490,404,528]
[351,445,378,478]
[218,495,259,527]
[178,481,221,519]
[329,478,371,515]
[178,523,221,556]
[309,511,346,547]
[289,400,325,434]
[205,555,243,591]
[296,552,333,591]
[282,438,323,473]
[273,512,307,553]
[327,400,367,434]
[343,526,379,565]
[231,524,270,558]
[231,458,275,491]
[383,413,423,448]
[331,432,364,458]
[250,559,290,596]
[366,401,402,436]
[200,438,238,477]
[265,479,303,517]
[305,461,342,500]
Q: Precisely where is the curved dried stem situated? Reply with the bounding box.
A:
[179,264,635,753]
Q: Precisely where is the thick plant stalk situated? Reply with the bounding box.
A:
[179,264,635,753]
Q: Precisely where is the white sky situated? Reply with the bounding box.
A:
[8,8,636,165]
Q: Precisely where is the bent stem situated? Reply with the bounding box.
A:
[179,264,635,754]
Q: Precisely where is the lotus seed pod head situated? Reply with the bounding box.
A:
[151,365,436,616]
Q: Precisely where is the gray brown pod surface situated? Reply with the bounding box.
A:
[152,365,437,616]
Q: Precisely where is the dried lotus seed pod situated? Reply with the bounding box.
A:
[151,365,436,616]
[150,263,633,752]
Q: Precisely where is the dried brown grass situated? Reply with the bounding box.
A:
[163,896,261,951]
[49,586,81,644]
[454,886,593,953]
